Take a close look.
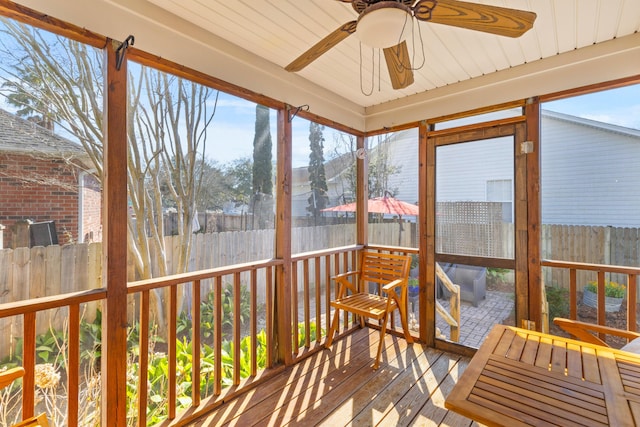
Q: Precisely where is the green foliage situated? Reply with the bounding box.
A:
[487,267,509,281]
[79,310,102,364]
[179,282,252,341]
[546,285,569,321]
[224,156,254,205]
[410,253,419,270]
[295,321,323,349]
[252,104,273,196]
[584,280,626,298]
[307,121,329,220]
[4,327,66,369]
[1,310,319,426]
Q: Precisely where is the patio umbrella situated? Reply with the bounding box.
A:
[322,196,418,216]
[322,196,418,245]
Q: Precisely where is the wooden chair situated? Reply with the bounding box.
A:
[325,251,413,369]
[553,317,640,351]
[0,367,49,427]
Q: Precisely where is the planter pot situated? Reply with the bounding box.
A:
[582,288,623,312]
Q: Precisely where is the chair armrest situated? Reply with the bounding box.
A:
[553,317,640,346]
[382,278,404,293]
[0,367,25,390]
[332,271,361,298]
[331,271,360,281]
[382,279,406,302]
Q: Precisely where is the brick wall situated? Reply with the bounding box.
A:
[0,153,102,248]
[81,172,103,242]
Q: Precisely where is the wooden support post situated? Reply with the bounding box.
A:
[275,107,292,365]
[514,121,530,326]
[420,121,434,346]
[101,38,129,427]
[356,135,367,247]
[525,99,542,329]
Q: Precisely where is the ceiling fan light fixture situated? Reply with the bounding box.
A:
[356,1,411,49]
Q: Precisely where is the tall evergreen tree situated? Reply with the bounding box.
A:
[251,104,273,195]
[307,122,329,223]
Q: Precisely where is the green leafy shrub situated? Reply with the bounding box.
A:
[546,285,569,320]
[178,282,252,341]
[584,280,626,298]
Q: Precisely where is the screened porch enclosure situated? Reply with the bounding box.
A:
[0,1,639,426]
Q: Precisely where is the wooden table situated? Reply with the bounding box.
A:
[445,324,640,426]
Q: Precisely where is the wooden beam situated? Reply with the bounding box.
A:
[101,38,129,427]
[0,0,106,48]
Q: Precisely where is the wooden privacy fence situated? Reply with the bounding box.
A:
[0,223,402,358]
[541,225,640,289]
[2,223,639,358]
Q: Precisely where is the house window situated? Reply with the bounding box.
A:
[486,179,513,223]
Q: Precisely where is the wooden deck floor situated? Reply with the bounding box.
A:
[192,328,480,426]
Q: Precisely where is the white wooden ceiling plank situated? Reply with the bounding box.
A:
[553,0,578,53]
[145,0,634,109]
[575,0,599,48]
[423,25,483,84]
[527,0,558,58]
[616,0,640,35]
[593,0,621,41]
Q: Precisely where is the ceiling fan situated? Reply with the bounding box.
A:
[285,0,537,90]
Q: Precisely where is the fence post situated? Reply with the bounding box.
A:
[13,219,31,248]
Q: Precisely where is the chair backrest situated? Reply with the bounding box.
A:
[360,252,411,289]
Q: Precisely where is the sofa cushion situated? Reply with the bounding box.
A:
[621,337,640,354]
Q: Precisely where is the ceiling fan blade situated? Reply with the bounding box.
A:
[414,0,536,38]
[285,21,357,72]
[383,41,415,90]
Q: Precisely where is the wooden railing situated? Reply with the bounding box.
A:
[127,258,281,425]
[290,245,360,361]
[4,245,425,426]
[435,263,461,342]
[541,259,639,332]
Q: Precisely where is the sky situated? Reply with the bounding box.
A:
[542,85,640,131]
[205,84,640,170]
[2,76,638,170]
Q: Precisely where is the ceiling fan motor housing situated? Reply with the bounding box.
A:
[356,1,412,48]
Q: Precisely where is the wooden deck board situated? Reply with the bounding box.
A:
[192,328,474,427]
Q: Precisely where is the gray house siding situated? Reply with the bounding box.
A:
[435,137,514,205]
[297,110,640,229]
[541,111,640,227]
[381,128,419,204]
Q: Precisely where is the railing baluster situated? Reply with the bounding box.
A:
[138,290,150,427]
[233,272,241,386]
[342,252,349,328]
[192,280,201,407]
[597,271,606,332]
[303,259,310,348]
[214,276,222,396]
[266,266,273,369]
[315,257,321,344]
[168,284,177,419]
[543,260,640,340]
[332,252,340,341]
[292,261,299,351]
[325,254,331,337]
[68,304,80,427]
[629,274,637,332]
[23,312,36,419]
[250,269,257,377]
[569,269,577,320]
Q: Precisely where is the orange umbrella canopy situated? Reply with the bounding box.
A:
[322,196,418,216]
